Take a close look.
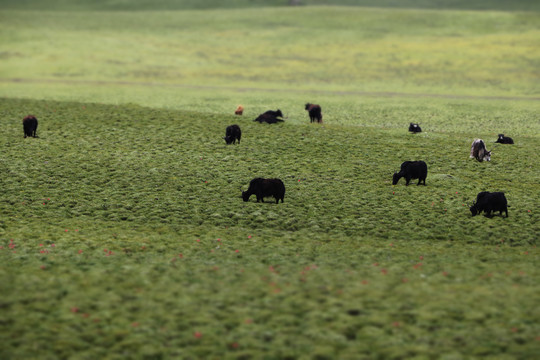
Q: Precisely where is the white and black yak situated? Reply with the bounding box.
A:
[242,178,285,204]
[224,124,241,145]
[305,103,322,123]
[392,161,428,186]
[22,115,38,138]
[470,139,491,162]
[409,123,422,133]
[470,192,508,217]
[495,134,514,144]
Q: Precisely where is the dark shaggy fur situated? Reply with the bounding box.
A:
[22,115,38,138]
[224,124,242,144]
[495,134,514,144]
[262,109,283,118]
[242,178,285,204]
[392,161,428,186]
[305,103,322,123]
[470,192,508,217]
[409,123,422,133]
[253,113,284,124]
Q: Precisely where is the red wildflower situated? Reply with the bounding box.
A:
[194,332,202,339]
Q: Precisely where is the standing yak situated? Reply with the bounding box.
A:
[392,161,428,186]
[22,115,38,138]
[224,125,241,144]
[470,139,491,162]
[242,178,285,204]
[305,103,322,123]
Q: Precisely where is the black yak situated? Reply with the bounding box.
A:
[470,192,508,217]
[470,139,491,162]
[224,125,241,145]
[22,115,38,138]
[409,123,422,133]
[242,178,285,204]
[263,109,283,118]
[495,134,514,144]
[392,161,427,186]
[235,105,244,115]
[253,112,284,124]
[305,103,322,123]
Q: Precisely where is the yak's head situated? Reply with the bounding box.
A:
[241,191,250,202]
[276,109,283,118]
[304,103,312,111]
[483,151,491,162]
[224,136,233,145]
[392,172,400,185]
[469,202,479,216]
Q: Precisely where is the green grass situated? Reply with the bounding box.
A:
[1,97,538,359]
[1,2,539,359]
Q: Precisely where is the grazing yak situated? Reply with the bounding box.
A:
[242,178,285,204]
[253,110,284,124]
[409,123,422,133]
[392,161,427,186]
[495,134,514,144]
[235,105,244,115]
[22,115,38,138]
[224,124,241,145]
[305,103,322,123]
[470,139,491,162]
[470,192,508,218]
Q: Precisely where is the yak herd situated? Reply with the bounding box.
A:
[21,102,513,217]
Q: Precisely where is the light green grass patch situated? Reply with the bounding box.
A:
[1,7,539,98]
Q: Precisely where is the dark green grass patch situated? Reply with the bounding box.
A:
[0,98,538,358]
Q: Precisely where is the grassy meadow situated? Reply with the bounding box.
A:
[1,1,539,359]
